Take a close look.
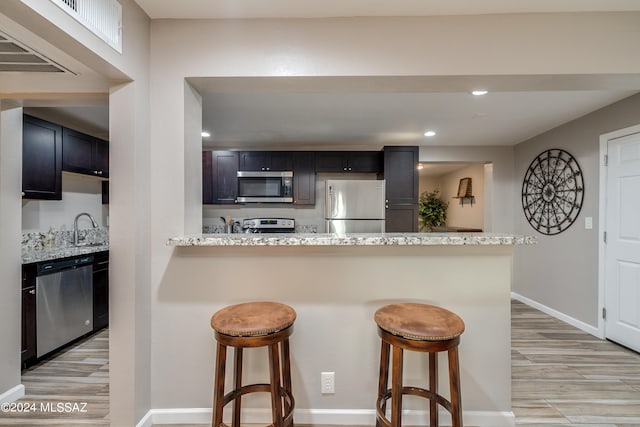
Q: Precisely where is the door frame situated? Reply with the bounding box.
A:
[597,123,640,340]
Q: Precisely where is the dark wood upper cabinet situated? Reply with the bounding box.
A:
[315,151,382,173]
[293,151,316,205]
[238,151,293,171]
[22,115,63,200]
[62,127,109,178]
[203,151,239,204]
[383,146,419,232]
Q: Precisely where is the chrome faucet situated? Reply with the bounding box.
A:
[73,212,99,246]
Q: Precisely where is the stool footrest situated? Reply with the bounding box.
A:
[219,383,295,427]
[376,386,453,427]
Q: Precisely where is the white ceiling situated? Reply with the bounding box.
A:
[200,88,635,148]
[133,0,640,19]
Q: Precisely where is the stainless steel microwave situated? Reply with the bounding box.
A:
[236,171,293,203]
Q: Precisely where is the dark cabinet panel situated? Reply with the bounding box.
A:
[293,152,316,205]
[93,252,109,332]
[62,128,109,178]
[21,264,37,367]
[203,151,239,204]
[385,204,419,232]
[315,151,382,173]
[315,152,346,172]
[349,151,383,173]
[238,151,292,171]
[383,146,419,232]
[94,138,109,178]
[22,115,63,200]
[102,181,109,205]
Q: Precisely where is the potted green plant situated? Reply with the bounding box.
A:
[418,189,448,232]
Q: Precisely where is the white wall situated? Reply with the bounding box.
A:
[0,106,23,402]
[513,93,640,327]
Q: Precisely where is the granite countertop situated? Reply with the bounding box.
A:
[22,244,110,264]
[167,233,535,247]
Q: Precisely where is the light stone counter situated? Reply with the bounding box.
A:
[162,233,534,426]
[167,232,535,247]
[22,244,109,264]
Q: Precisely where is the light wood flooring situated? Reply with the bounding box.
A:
[0,329,109,426]
[1,302,639,426]
[511,300,640,426]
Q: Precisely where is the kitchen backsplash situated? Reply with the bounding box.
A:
[22,227,109,251]
[202,224,317,234]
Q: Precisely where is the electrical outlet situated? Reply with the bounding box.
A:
[321,371,335,394]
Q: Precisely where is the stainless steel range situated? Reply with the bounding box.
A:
[242,218,295,233]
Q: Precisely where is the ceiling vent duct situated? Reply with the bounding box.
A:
[0,30,73,73]
[50,0,122,53]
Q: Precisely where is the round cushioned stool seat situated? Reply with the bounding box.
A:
[211,301,296,337]
[374,303,466,427]
[374,302,465,341]
[210,301,296,427]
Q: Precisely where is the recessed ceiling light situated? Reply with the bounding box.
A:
[424,130,436,137]
[417,163,424,170]
[201,131,211,138]
[471,90,488,96]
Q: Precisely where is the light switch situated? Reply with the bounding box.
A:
[585,217,593,229]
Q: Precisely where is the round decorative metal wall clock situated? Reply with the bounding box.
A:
[521,148,584,235]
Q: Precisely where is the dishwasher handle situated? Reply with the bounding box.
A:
[37,256,94,276]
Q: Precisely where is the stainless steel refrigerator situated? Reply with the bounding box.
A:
[325,179,386,233]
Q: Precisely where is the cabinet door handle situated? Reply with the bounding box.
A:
[343,167,347,171]
[29,289,36,295]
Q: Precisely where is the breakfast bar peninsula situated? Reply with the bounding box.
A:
[165,232,533,427]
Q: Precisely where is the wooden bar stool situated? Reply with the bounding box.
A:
[210,301,296,427]
[374,303,465,427]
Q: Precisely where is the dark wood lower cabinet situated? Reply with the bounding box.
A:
[93,252,109,332]
[21,286,36,367]
[21,264,37,368]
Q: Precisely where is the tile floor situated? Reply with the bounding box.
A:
[1,302,639,426]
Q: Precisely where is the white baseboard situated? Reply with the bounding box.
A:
[0,384,25,405]
[511,292,600,337]
[137,407,515,427]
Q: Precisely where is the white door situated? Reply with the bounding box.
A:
[605,131,640,352]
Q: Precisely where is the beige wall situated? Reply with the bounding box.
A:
[0,1,151,424]
[420,147,514,233]
[0,106,23,400]
[439,164,485,230]
[2,6,640,425]
[514,93,640,327]
[149,13,640,421]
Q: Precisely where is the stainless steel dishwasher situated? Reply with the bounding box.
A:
[36,255,93,358]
